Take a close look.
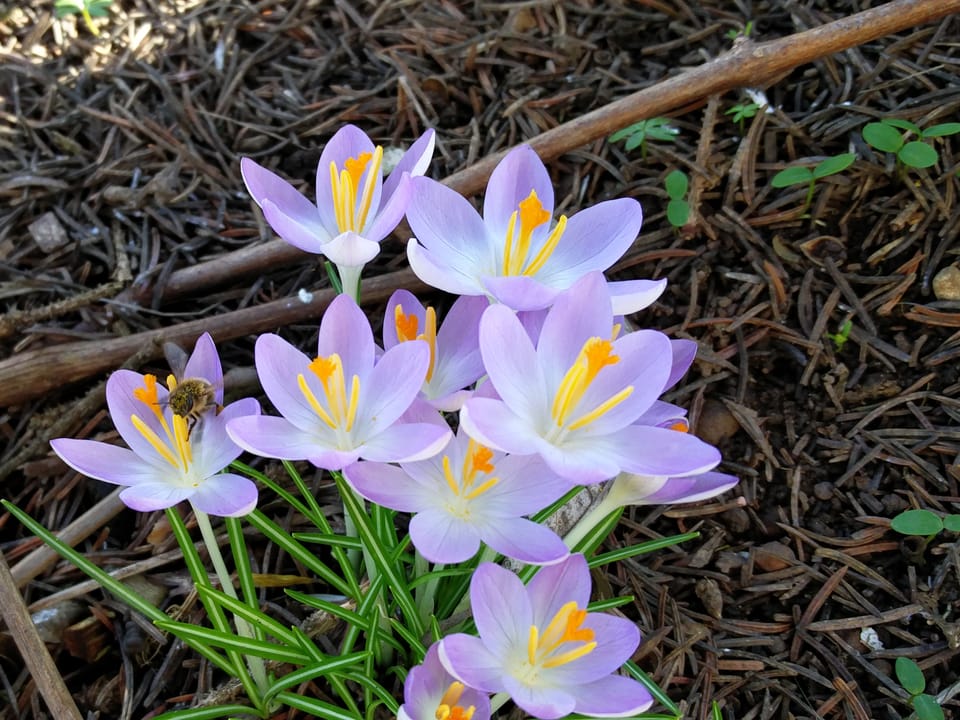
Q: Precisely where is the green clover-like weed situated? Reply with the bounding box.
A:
[55,0,113,35]
[726,101,761,134]
[610,118,679,160]
[895,657,945,720]
[862,118,960,173]
[770,152,855,214]
[664,169,690,228]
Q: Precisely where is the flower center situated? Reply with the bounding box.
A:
[298,354,360,435]
[435,681,475,720]
[525,600,596,674]
[329,147,383,234]
[131,374,196,482]
[394,304,437,381]
[442,439,499,516]
[550,337,633,434]
[501,190,567,276]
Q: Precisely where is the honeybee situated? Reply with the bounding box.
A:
[162,341,222,434]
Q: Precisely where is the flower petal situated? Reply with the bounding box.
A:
[192,398,260,476]
[226,415,323,460]
[50,439,153,487]
[608,278,668,316]
[315,125,379,236]
[382,129,435,203]
[459,398,542,456]
[439,634,503,694]
[481,274,560,311]
[501,677,575,720]
[183,332,224,403]
[477,304,547,420]
[611,425,721,477]
[317,294,376,381]
[410,509,482,563]
[343,461,429,512]
[483,145,554,244]
[407,239,486,297]
[478,518,568,565]
[568,674,653,717]
[119,483,193,512]
[190,473,258,517]
[259,198,330,254]
[360,422,451,463]
[470,562,531,657]
[253,334,319,431]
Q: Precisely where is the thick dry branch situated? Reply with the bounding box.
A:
[2,0,958,408]
[1,269,426,408]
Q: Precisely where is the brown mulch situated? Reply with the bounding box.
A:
[2,1,960,719]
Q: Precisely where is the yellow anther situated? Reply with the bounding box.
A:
[551,338,622,427]
[527,601,596,669]
[133,374,160,407]
[442,440,500,502]
[502,190,557,276]
[329,147,383,234]
[436,681,475,720]
[302,355,361,433]
[394,306,420,342]
[394,305,437,381]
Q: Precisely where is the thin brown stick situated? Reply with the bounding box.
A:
[2,0,958,408]
[0,551,84,720]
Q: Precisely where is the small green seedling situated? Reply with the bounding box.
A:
[891,508,960,560]
[895,657,945,720]
[664,169,690,228]
[770,153,855,213]
[826,319,852,351]
[610,118,679,160]
[862,118,960,172]
[725,20,754,40]
[55,0,112,35]
[726,102,761,134]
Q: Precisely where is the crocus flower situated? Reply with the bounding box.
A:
[344,429,570,564]
[399,642,490,720]
[51,334,260,517]
[383,290,487,411]
[439,554,652,719]
[459,272,721,485]
[227,294,451,470]
[241,125,435,298]
[405,143,663,312]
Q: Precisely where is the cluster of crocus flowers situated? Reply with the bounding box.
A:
[48,125,739,720]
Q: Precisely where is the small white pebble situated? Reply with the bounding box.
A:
[860,627,884,650]
[298,288,314,304]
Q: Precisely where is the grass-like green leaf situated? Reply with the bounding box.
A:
[862,122,903,153]
[275,691,360,720]
[771,166,813,187]
[922,122,960,138]
[898,141,938,169]
[891,509,943,536]
[293,532,364,550]
[813,152,855,179]
[156,619,312,664]
[285,589,370,629]
[262,652,369,704]
[150,704,260,720]
[335,475,424,639]
[195,585,303,648]
[895,656,926,695]
[624,661,680,716]
[590,532,701,567]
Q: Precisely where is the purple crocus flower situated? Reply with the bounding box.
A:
[439,554,653,719]
[405,144,663,312]
[344,429,570,565]
[400,642,490,720]
[226,294,451,470]
[383,290,488,411]
[459,272,721,485]
[51,334,260,517]
[241,125,435,298]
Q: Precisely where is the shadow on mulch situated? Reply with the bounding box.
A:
[1,1,959,718]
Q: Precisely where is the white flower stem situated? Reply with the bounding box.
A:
[337,264,363,303]
[562,493,621,550]
[194,509,269,694]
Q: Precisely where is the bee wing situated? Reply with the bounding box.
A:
[162,341,190,380]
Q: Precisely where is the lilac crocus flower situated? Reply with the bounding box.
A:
[51,334,260,517]
[344,429,570,565]
[405,143,664,312]
[227,294,451,470]
[383,290,488,411]
[439,554,652,719]
[459,272,721,485]
[242,125,435,298]
[399,642,491,720]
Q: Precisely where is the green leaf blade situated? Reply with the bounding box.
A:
[922,122,960,138]
[891,509,943,536]
[667,199,690,227]
[898,141,938,169]
[771,166,813,187]
[895,656,926,695]
[664,169,689,199]
[912,693,945,720]
[813,153,855,179]
[862,122,904,153]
